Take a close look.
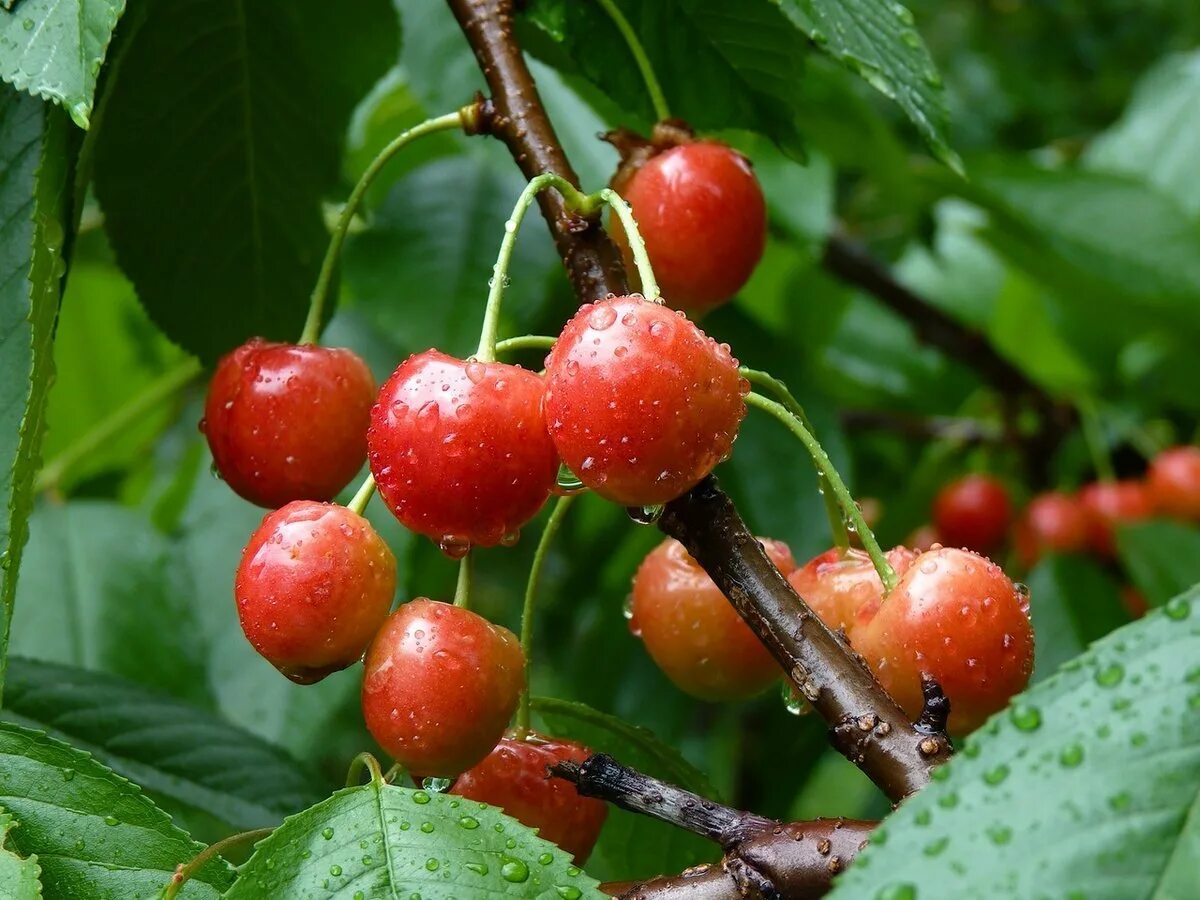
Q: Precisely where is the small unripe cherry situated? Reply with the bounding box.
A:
[932,474,1012,554]
[854,547,1034,734]
[787,546,918,637]
[235,501,396,684]
[1147,446,1200,521]
[367,350,558,557]
[450,732,608,863]
[1078,480,1154,558]
[203,339,376,508]
[543,296,745,507]
[630,537,794,700]
[361,599,524,777]
[1012,491,1093,568]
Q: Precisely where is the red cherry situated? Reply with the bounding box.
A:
[367,350,558,556]
[450,732,608,863]
[235,501,396,684]
[1012,491,1093,568]
[854,547,1034,734]
[1121,585,1149,619]
[932,474,1013,553]
[787,546,918,637]
[613,140,766,312]
[203,339,375,508]
[1078,480,1154,558]
[361,599,525,777]
[543,296,745,507]
[1147,446,1200,521]
[629,537,794,700]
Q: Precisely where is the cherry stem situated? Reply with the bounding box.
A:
[593,0,670,123]
[299,109,470,345]
[514,495,576,737]
[745,392,897,593]
[1078,397,1116,483]
[594,187,660,302]
[475,173,597,363]
[162,827,274,900]
[453,552,473,609]
[345,751,386,787]
[346,473,376,516]
[740,368,850,552]
[495,334,556,355]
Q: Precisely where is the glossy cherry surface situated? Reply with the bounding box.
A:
[367,350,558,556]
[450,732,608,863]
[235,501,395,684]
[203,339,375,508]
[361,599,524,777]
[1078,480,1154,558]
[1013,491,1093,567]
[543,296,745,507]
[630,537,794,700]
[1147,446,1200,521]
[787,546,918,636]
[932,474,1012,553]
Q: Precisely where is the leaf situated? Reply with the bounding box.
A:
[0,720,232,899]
[2,657,327,833]
[0,0,126,128]
[1117,520,1200,609]
[828,586,1200,899]
[91,0,399,363]
[225,780,605,899]
[0,88,71,699]
[0,812,40,900]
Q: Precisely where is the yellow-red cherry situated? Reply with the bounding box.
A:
[1147,446,1200,521]
[235,501,396,684]
[1012,491,1092,568]
[361,599,524,777]
[932,474,1012,554]
[203,338,375,508]
[1078,480,1153,558]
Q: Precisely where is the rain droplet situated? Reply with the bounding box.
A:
[1165,597,1191,620]
[330,865,342,877]
[876,885,917,900]
[425,858,440,872]
[1059,743,1085,767]
[1095,663,1124,687]
[458,816,480,830]
[627,504,663,525]
[501,858,530,883]
[1009,704,1042,731]
[922,837,948,857]
[557,888,582,900]
[322,827,334,840]
[466,863,488,876]
[538,852,554,865]
[420,822,434,833]
[104,816,119,826]
[422,777,451,793]
[983,764,1009,786]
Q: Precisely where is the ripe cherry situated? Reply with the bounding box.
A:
[361,599,524,777]
[1147,446,1200,521]
[932,474,1012,554]
[854,547,1034,734]
[612,139,766,312]
[1012,491,1093,568]
[235,501,396,684]
[787,546,918,636]
[543,296,745,507]
[203,339,375,508]
[630,537,794,700]
[450,732,608,863]
[367,350,558,556]
[1078,480,1154,558]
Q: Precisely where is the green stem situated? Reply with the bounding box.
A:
[1078,398,1116,482]
[596,187,660,302]
[162,827,274,900]
[741,368,849,552]
[514,495,576,736]
[346,473,376,516]
[746,392,897,593]
[36,357,202,494]
[495,334,557,355]
[594,0,670,122]
[453,552,473,609]
[345,751,386,787]
[299,110,468,345]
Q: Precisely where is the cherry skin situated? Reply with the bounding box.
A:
[367,350,558,556]
[853,547,1034,734]
[450,732,608,863]
[235,501,396,684]
[630,537,795,700]
[1012,491,1093,568]
[932,474,1013,554]
[1078,480,1154,558]
[361,599,525,777]
[543,296,745,507]
[1147,446,1200,521]
[613,140,766,312]
[203,339,376,508]
[787,546,918,637]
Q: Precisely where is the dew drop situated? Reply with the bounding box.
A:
[557,888,583,900]
[1059,744,1084,767]
[501,858,530,883]
[458,816,480,830]
[1009,704,1042,731]
[922,837,948,857]
[62,768,75,781]
[420,822,434,833]
[329,865,342,877]
[466,862,488,876]
[627,504,663,525]
[986,824,1013,845]
[322,827,334,840]
[1094,663,1124,687]
[104,816,119,826]
[538,852,554,865]
[876,885,917,900]
[983,764,1009,786]
[425,858,440,872]
[412,790,431,805]
[422,777,451,794]
[1165,597,1191,620]
[589,305,618,330]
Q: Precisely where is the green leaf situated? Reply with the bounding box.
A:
[91,0,399,363]
[0,720,231,899]
[828,587,1200,899]
[0,88,71,699]
[0,812,40,900]
[225,780,605,899]
[2,657,326,833]
[1117,520,1200,609]
[0,0,126,128]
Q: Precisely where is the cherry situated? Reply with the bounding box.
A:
[1012,491,1093,568]
[629,537,794,700]
[787,546,918,637]
[202,339,375,508]
[1078,480,1153,558]
[235,501,396,684]
[450,732,608,862]
[612,139,765,312]
[1121,585,1149,619]
[905,524,942,554]
[543,296,745,507]
[932,474,1012,554]
[361,599,525,777]
[367,350,558,556]
[853,547,1034,734]
[1147,446,1200,521]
